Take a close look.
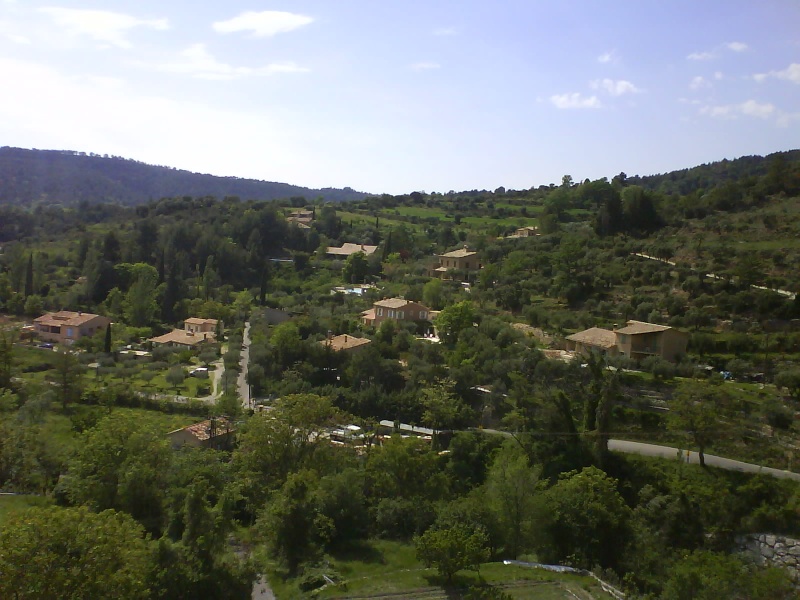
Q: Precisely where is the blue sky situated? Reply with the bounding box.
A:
[0,1,798,194]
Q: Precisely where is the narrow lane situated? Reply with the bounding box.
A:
[237,321,251,410]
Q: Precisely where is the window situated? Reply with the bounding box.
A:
[388,310,395,318]
[66,327,74,338]
[419,311,427,320]
[377,308,383,316]
[397,311,404,319]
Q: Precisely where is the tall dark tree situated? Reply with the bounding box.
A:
[23,253,33,298]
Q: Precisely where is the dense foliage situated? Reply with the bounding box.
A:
[1,149,800,598]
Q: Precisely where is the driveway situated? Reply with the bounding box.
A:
[237,321,251,409]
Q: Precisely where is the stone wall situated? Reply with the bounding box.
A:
[736,533,800,583]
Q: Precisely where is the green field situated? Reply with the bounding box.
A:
[267,540,615,599]
[0,494,53,524]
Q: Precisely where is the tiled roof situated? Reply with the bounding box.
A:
[149,329,214,346]
[566,327,617,349]
[439,247,477,258]
[374,298,411,309]
[34,311,104,327]
[184,317,217,325]
[326,243,378,256]
[319,334,372,352]
[615,320,672,335]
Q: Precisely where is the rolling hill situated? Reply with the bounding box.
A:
[0,147,369,207]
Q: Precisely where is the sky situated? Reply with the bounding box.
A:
[0,1,798,195]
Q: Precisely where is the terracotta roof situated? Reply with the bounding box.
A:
[615,320,672,335]
[566,327,617,349]
[184,317,217,326]
[439,247,477,259]
[169,417,233,441]
[360,308,376,320]
[34,311,104,327]
[326,243,378,256]
[319,334,372,352]
[374,298,412,309]
[149,329,215,346]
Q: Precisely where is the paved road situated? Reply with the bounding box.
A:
[477,429,800,481]
[238,321,251,409]
[608,439,800,481]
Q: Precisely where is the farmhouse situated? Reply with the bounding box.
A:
[326,243,378,257]
[360,298,431,327]
[566,320,689,363]
[319,333,372,353]
[430,246,481,279]
[149,317,218,348]
[33,311,111,345]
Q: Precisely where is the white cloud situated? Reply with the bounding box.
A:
[687,51,715,61]
[700,99,775,120]
[0,56,308,183]
[714,71,723,80]
[597,51,614,64]
[590,78,641,96]
[689,76,710,91]
[550,93,601,109]
[410,61,441,71]
[433,27,457,36]
[754,63,800,85]
[153,44,309,80]
[37,7,168,49]
[213,11,312,37]
[688,42,748,61]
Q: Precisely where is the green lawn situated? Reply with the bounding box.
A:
[0,495,53,524]
[267,540,614,599]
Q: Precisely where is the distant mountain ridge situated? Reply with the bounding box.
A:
[0,147,369,206]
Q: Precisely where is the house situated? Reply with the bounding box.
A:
[360,298,431,327]
[510,225,540,238]
[319,333,372,353]
[614,320,689,362]
[565,327,619,357]
[430,246,481,279]
[566,320,689,363]
[287,209,314,227]
[149,317,219,348]
[326,243,378,257]
[148,329,215,348]
[184,318,218,335]
[167,417,234,450]
[33,311,111,345]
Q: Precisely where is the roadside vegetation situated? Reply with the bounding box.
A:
[1,150,799,598]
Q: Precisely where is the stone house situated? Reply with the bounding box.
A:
[360,298,431,327]
[430,246,481,280]
[566,320,689,363]
[33,311,111,345]
[319,333,372,354]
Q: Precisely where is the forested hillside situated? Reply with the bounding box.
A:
[1,150,800,599]
[0,147,367,207]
